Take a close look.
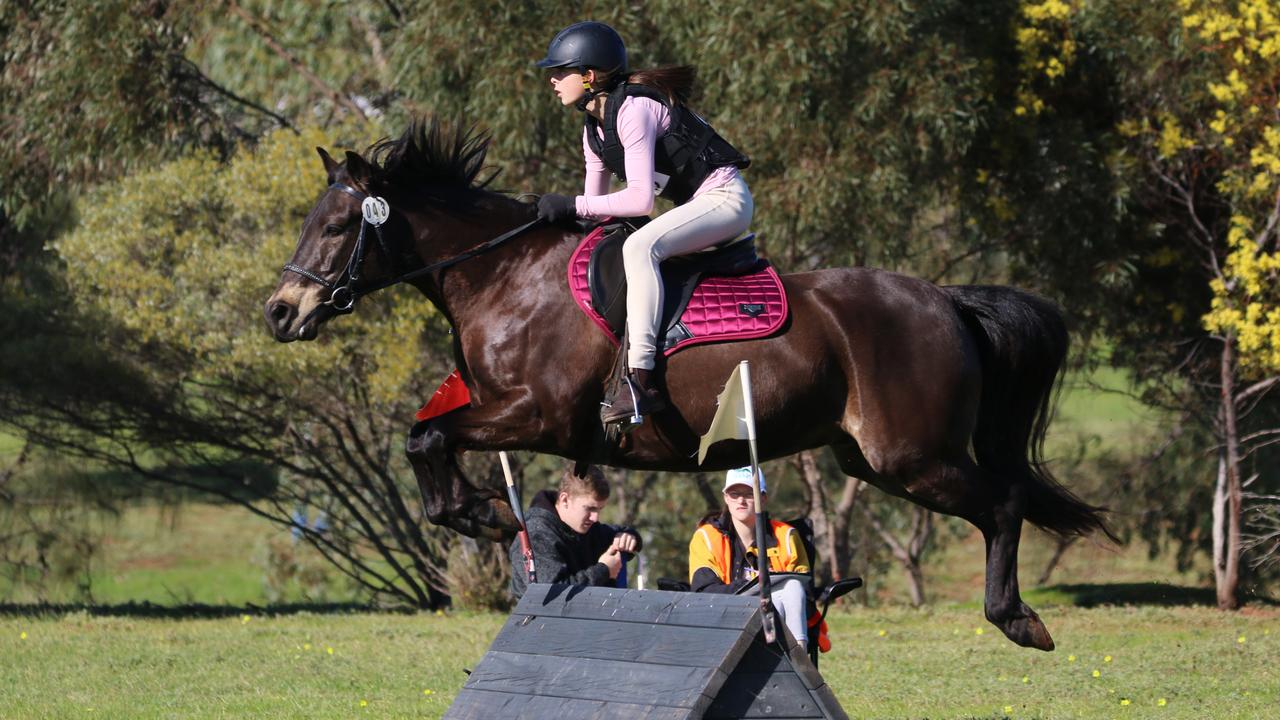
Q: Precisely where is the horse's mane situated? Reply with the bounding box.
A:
[366,117,499,205]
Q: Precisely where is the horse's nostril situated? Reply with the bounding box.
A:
[268,301,294,328]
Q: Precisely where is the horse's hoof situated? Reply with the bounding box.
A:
[468,495,520,541]
[997,612,1055,652]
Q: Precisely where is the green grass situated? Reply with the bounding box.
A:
[1051,364,1160,453]
[1,604,1275,719]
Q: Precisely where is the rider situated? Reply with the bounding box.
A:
[534,21,753,424]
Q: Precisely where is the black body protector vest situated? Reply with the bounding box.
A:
[584,83,750,205]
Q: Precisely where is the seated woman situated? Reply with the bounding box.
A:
[688,467,810,649]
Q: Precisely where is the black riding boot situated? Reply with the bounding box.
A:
[601,368,667,425]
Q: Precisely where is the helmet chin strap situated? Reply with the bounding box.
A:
[575,75,604,111]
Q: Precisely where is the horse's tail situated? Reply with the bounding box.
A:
[945,285,1115,541]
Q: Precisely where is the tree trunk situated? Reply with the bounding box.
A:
[1216,334,1243,610]
[862,500,934,607]
[794,450,862,586]
[1036,534,1078,587]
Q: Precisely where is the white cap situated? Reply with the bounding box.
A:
[723,466,765,494]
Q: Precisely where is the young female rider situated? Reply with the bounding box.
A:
[534,21,753,424]
[688,467,813,650]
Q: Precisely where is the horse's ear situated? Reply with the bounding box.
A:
[317,147,338,178]
[344,150,373,185]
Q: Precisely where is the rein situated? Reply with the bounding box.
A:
[283,182,544,314]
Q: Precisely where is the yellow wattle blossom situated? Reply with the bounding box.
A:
[1178,0,1280,376]
[1158,118,1195,158]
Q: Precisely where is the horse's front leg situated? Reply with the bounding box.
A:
[405,391,551,542]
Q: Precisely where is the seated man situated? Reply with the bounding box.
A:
[509,464,642,600]
[688,466,811,649]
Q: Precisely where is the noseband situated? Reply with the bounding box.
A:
[282,182,543,314]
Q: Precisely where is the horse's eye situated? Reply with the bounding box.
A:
[324,223,344,236]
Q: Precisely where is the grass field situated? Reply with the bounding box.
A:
[0,501,1273,719]
[1,603,1275,719]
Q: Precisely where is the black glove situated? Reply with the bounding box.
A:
[537,193,577,224]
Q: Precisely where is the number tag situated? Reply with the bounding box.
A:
[361,196,390,227]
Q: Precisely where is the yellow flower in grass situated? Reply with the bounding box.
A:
[1237,635,1247,644]
[241,615,251,624]
[359,699,368,707]
[975,627,985,635]
[1104,655,1112,662]
[327,646,335,655]
[19,631,27,640]
[303,643,312,650]
[1067,654,1076,662]
[1158,698,1168,707]
[1022,676,1029,683]
[1092,669,1102,678]
[878,629,887,637]
[423,689,435,696]
[1120,698,1131,706]
[1004,705,1014,715]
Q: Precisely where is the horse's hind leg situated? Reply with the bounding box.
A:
[974,474,1055,651]
[831,443,1054,650]
[406,419,518,542]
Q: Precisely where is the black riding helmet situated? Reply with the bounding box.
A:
[535,21,628,74]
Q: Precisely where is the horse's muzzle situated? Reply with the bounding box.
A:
[264,299,325,342]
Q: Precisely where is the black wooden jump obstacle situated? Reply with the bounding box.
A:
[445,583,848,719]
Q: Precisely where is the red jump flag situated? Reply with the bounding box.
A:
[414,369,472,421]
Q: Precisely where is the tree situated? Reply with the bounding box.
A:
[1096,0,1280,608]
[2,125,474,608]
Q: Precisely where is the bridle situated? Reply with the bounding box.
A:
[282,182,543,315]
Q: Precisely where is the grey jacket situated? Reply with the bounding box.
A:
[508,489,643,600]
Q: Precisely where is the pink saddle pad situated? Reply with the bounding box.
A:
[567,225,789,356]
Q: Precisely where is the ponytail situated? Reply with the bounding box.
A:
[626,65,697,106]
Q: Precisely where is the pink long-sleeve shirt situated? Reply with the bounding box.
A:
[574,96,740,219]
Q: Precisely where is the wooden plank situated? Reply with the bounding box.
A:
[461,650,718,709]
[445,688,694,720]
[515,584,760,630]
[488,615,755,668]
[808,682,850,720]
[783,634,828,692]
[704,670,825,719]
[729,636,788,674]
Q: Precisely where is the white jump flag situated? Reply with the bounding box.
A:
[697,361,756,465]
[697,361,778,644]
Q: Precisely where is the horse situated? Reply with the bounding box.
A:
[264,118,1112,651]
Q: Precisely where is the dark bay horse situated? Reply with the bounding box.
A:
[264,119,1111,651]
